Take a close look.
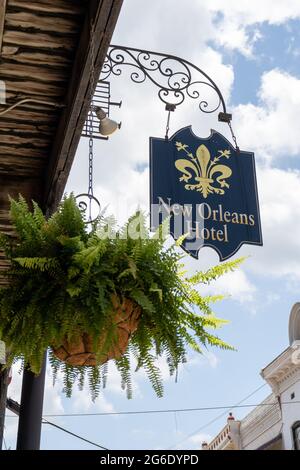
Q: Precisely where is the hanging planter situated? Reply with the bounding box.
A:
[51,295,141,366]
[0,195,243,399]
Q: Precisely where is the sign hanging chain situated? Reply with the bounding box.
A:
[165,110,171,140]
[227,121,240,153]
[164,103,176,140]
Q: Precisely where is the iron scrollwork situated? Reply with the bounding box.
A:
[75,193,101,224]
[101,45,228,115]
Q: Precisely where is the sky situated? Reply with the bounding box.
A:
[4,0,300,450]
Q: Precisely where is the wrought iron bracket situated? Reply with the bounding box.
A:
[101,44,229,117]
[78,45,234,224]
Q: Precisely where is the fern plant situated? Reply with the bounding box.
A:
[0,195,243,399]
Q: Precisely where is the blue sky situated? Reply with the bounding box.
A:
[5,0,300,450]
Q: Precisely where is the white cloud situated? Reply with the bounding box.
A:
[203,352,219,369]
[184,165,300,290]
[3,419,18,447]
[244,166,300,281]
[180,245,256,305]
[115,0,300,58]
[114,0,215,57]
[202,0,300,55]
[146,351,219,383]
[189,47,234,105]
[200,269,256,304]
[96,167,149,226]
[184,351,220,370]
[7,361,64,415]
[223,67,300,286]
[4,361,65,448]
[174,432,212,450]
[188,432,212,448]
[205,0,300,24]
[71,386,114,414]
[104,360,142,398]
[4,364,21,444]
[44,369,65,415]
[108,0,234,135]
[233,69,300,161]
[211,18,260,57]
[6,362,22,403]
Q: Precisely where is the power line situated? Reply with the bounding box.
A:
[42,418,109,450]
[8,398,292,418]
[168,383,268,449]
[6,398,108,450]
[42,401,299,416]
[4,385,295,449]
[34,402,300,417]
[6,395,300,419]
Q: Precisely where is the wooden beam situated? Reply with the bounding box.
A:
[0,0,7,54]
[8,0,84,16]
[5,11,80,34]
[3,29,76,50]
[44,0,124,213]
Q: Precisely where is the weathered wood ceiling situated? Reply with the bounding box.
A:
[0,0,123,280]
[0,1,84,185]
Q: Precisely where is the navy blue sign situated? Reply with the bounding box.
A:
[150,126,262,260]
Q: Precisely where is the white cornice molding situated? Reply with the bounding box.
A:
[261,343,300,392]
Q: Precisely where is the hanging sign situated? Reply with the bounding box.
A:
[150,126,262,260]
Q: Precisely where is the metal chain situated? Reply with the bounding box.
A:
[88,137,93,197]
[165,110,171,140]
[74,20,101,225]
[228,121,240,152]
[87,21,95,221]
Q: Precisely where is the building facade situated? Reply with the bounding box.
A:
[203,303,300,450]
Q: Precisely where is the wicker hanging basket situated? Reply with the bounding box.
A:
[51,296,141,366]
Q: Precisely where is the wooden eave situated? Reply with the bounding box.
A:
[0,0,123,222]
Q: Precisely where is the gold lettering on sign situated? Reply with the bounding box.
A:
[156,199,256,244]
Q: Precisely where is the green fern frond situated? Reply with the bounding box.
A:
[13,257,59,272]
[0,195,243,400]
[187,257,245,285]
[175,231,190,247]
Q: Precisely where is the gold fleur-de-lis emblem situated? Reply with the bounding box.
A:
[175,142,232,198]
